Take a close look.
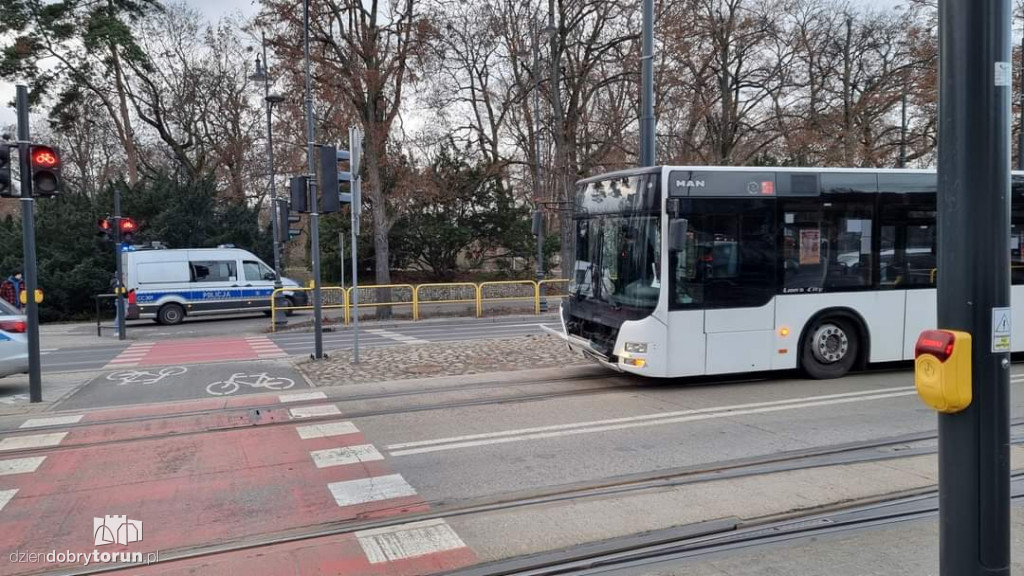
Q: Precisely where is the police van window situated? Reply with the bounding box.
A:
[243,261,265,282]
[190,261,237,283]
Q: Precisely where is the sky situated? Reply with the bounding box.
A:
[0,0,902,130]
[0,0,259,127]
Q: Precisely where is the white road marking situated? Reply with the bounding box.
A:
[387,387,919,457]
[328,474,418,507]
[0,456,46,476]
[296,421,359,440]
[357,519,467,564]
[0,489,17,512]
[0,433,68,452]
[289,404,341,419]
[279,392,327,403]
[311,444,384,468]
[367,329,429,345]
[19,415,83,429]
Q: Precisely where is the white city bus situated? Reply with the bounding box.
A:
[547,166,1023,379]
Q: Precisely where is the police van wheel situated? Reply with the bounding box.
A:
[158,304,185,326]
[800,317,859,380]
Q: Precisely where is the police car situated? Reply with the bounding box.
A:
[123,247,307,325]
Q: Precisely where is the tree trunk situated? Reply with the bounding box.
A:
[365,133,392,320]
[110,44,139,187]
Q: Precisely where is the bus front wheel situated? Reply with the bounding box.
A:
[801,317,859,379]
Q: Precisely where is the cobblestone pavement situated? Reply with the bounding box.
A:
[299,334,589,386]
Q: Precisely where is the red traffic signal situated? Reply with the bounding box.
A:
[119,218,138,234]
[32,147,58,168]
[29,145,62,197]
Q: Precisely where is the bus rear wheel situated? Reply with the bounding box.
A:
[801,317,859,379]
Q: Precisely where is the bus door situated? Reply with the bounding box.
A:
[675,199,777,375]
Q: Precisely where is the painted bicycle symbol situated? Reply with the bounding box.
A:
[205,373,295,396]
[107,366,187,386]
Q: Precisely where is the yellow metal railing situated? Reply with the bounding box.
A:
[271,279,568,328]
[271,287,349,332]
[415,283,480,319]
[346,284,416,323]
[479,280,538,317]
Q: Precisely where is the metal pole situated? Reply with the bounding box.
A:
[303,0,324,359]
[532,22,547,313]
[899,91,908,168]
[114,187,125,341]
[339,231,345,289]
[16,85,42,403]
[351,181,360,364]
[263,31,283,288]
[937,0,1011,573]
[639,0,656,167]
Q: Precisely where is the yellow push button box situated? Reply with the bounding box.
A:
[914,329,971,413]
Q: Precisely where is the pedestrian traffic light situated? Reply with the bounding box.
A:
[29,145,61,197]
[0,144,11,198]
[290,176,309,213]
[119,217,138,244]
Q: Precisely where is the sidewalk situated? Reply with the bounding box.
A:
[299,334,587,386]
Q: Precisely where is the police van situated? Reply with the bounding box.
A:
[124,247,307,325]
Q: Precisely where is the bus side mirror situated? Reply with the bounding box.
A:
[669,218,689,252]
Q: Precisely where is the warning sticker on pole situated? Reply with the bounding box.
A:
[992,307,1011,352]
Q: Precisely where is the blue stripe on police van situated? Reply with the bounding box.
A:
[135,288,276,304]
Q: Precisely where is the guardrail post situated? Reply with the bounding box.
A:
[413,287,419,320]
[344,287,351,326]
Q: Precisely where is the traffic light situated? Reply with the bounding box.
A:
[29,145,61,197]
[317,144,360,215]
[279,200,302,243]
[97,218,113,241]
[0,144,11,198]
[120,217,138,245]
[290,176,308,213]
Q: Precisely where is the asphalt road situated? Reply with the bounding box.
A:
[2,361,1023,574]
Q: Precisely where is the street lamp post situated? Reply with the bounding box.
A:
[532,18,547,313]
[251,32,285,288]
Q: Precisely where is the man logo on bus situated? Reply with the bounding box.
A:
[676,180,705,188]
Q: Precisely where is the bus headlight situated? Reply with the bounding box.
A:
[624,342,648,354]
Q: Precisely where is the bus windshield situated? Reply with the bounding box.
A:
[572,214,661,309]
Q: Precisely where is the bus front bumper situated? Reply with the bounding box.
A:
[540,324,623,373]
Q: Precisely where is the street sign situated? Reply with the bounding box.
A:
[992,307,1011,352]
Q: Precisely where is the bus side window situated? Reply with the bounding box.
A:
[1013,188,1024,285]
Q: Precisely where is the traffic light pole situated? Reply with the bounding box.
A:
[303,0,324,360]
[15,85,42,403]
[937,0,1011,574]
[113,188,126,341]
[639,0,655,167]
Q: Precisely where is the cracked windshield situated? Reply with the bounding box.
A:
[0,0,1021,575]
